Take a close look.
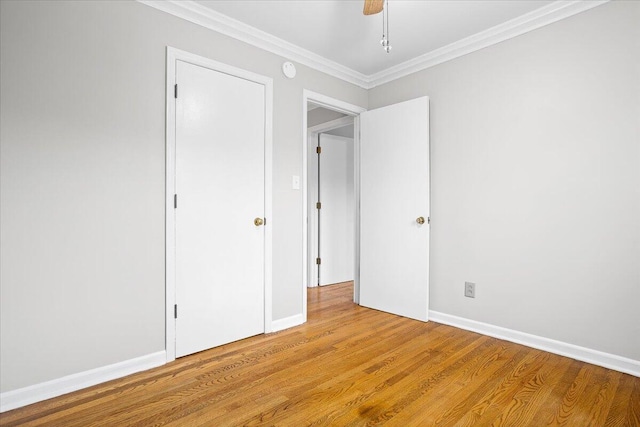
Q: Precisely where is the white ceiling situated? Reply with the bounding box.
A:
[197,0,554,76]
[140,0,608,87]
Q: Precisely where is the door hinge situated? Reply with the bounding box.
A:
[316,202,321,209]
[316,146,322,154]
[174,194,177,209]
[316,257,321,265]
[174,304,178,319]
[174,84,178,99]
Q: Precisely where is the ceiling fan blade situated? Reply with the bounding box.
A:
[363,0,384,15]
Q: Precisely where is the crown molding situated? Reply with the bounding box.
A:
[137,0,370,88]
[138,0,609,90]
[367,0,610,87]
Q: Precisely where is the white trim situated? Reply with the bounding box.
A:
[429,311,640,378]
[367,0,610,87]
[271,314,305,332]
[166,47,177,362]
[308,116,354,135]
[304,92,368,117]
[302,91,366,321]
[263,75,274,334]
[352,115,361,305]
[139,0,369,88]
[165,47,274,361]
[302,95,309,321]
[139,0,609,89]
[0,351,166,412]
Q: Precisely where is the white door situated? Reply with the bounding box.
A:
[318,134,354,286]
[175,60,265,357]
[359,97,430,321]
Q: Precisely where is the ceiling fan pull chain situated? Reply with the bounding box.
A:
[386,0,391,53]
[380,0,386,46]
[382,0,391,53]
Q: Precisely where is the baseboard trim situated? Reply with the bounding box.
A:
[271,313,304,332]
[429,311,639,377]
[4,313,635,412]
[0,350,166,412]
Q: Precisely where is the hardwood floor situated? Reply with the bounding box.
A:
[2,282,638,426]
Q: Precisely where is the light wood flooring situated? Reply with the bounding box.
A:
[1,282,638,426]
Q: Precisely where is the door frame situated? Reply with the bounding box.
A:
[166,47,273,362]
[302,90,366,322]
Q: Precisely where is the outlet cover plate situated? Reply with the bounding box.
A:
[465,282,475,298]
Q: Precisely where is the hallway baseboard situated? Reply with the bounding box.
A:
[271,313,304,332]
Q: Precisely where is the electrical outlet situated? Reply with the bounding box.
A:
[465,282,475,298]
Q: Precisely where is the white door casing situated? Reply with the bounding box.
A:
[359,97,430,322]
[166,47,273,361]
[306,116,357,288]
[302,91,366,319]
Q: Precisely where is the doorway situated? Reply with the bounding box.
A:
[302,91,431,324]
[166,47,273,362]
[302,91,365,321]
[308,111,355,287]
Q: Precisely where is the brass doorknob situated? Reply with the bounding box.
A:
[416,217,425,225]
[254,217,264,226]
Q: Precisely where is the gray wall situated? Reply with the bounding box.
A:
[2,0,638,397]
[307,106,353,137]
[326,125,354,139]
[307,106,347,128]
[369,0,640,360]
[0,0,366,392]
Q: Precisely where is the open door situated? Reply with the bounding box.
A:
[318,133,354,286]
[359,97,430,322]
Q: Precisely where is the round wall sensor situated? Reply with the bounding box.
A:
[282,62,296,79]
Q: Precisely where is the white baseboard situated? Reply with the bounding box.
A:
[271,313,304,332]
[0,350,166,413]
[4,313,635,412]
[429,311,639,377]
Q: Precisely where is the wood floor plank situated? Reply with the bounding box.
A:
[338,335,504,426]
[381,342,530,426]
[488,352,567,426]
[450,350,545,427]
[1,281,638,427]
[626,375,640,425]
[527,358,581,427]
[282,330,479,426]
[584,369,622,427]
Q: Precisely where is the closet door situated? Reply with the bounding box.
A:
[174,60,265,357]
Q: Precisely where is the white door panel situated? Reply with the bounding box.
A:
[359,97,430,321]
[175,60,265,357]
[319,134,354,286]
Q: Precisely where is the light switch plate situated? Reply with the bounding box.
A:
[292,175,300,190]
